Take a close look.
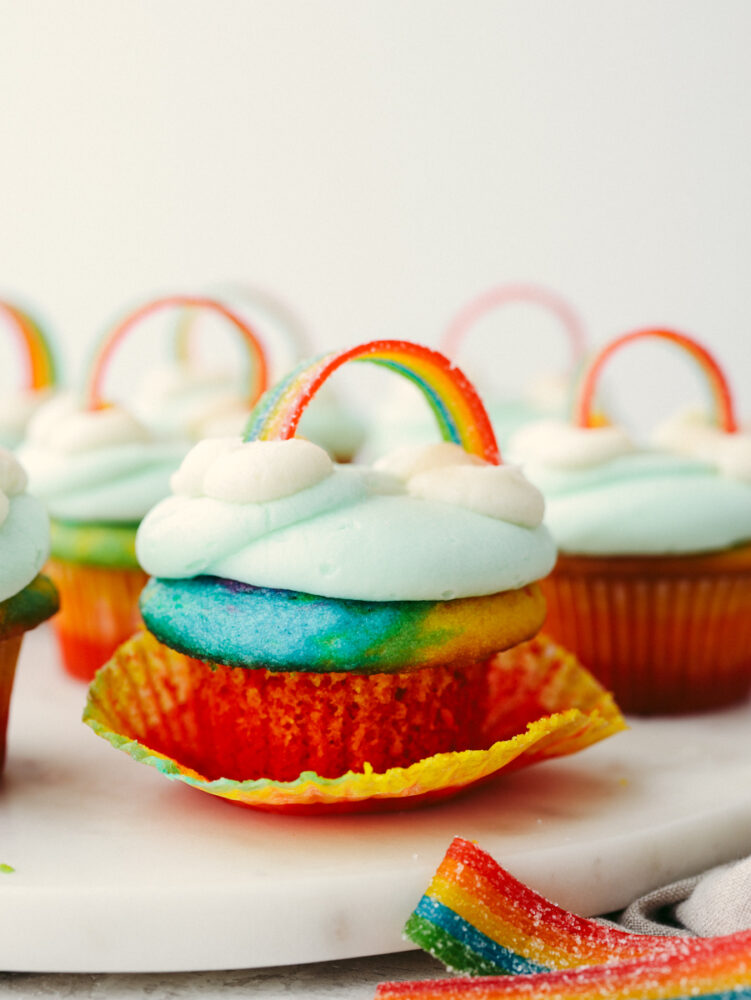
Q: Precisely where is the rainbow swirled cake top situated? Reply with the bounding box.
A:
[572,327,737,432]
[243,339,500,464]
[0,300,58,390]
[84,295,268,410]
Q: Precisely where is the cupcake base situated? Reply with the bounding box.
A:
[83,631,625,812]
[541,545,751,715]
[44,559,149,682]
[0,635,24,774]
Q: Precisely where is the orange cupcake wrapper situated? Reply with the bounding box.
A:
[83,632,626,813]
[541,554,751,714]
[0,635,24,774]
[44,560,149,681]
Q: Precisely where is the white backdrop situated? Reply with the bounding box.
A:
[0,0,749,425]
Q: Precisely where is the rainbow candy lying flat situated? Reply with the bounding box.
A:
[0,300,58,389]
[406,837,691,973]
[397,838,751,998]
[243,338,500,463]
[376,934,751,999]
[572,327,737,432]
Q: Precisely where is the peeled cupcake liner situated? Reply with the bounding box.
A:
[541,543,751,715]
[45,558,149,682]
[83,631,626,813]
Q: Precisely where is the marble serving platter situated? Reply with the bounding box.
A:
[2,627,751,973]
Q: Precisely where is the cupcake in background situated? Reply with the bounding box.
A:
[131,284,367,460]
[0,299,60,449]
[19,294,268,682]
[363,283,589,460]
[84,340,625,813]
[0,446,58,773]
[509,327,751,715]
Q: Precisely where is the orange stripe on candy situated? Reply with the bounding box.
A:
[573,328,737,433]
[0,300,58,390]
[84,295,269,411]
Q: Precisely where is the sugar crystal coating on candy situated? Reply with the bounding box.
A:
[243,339,500,464]
[393,836,751,998]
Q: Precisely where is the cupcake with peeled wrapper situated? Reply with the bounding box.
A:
[19,294,268,682]
[83,339,625,813]
[510,327,751,715]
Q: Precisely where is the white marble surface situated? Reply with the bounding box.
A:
[2,628,751,977]
[0,952,439,999]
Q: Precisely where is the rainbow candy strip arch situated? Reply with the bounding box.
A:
[84,295,269,410]
[244,339,501,464]
[0,300,58,390]
[442,283,587,368]
[173,285,309,369]
[572,327,738,432]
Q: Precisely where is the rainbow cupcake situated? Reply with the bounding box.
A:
[84,340,625,812]
[510,328,751,714]
[20,295,267,681]
[0,447,58,773]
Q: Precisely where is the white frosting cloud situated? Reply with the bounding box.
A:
[0,448,28,498]
[20,394,185,523]
[170,437,242,497]
[374,442,485,478]
[373,443,544,527]
[654,409,751,483]
[408,463,545,528]
[172,437,334,504]
[509,419,635,469]
[27,395,151,454]
[204,440,333,504]
[0,449,31,528]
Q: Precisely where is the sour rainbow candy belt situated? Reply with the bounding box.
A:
[376,936,751,999]
[572,327,738,432]
[0,300,58,389]
[243,339,500,463]
[441,283,587,369]
[392,837,751,998]
[84,294,269,410]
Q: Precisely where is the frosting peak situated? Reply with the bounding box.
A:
[509,419,634,469]
[27,397,151,454]
[172,437,334,504]
[20,395,186,524]
[0,446,51,601]
[653,409,751,483]
[137,441,555,601]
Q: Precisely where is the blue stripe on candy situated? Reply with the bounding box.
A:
[367,358,459,445]
[414,895,550,976]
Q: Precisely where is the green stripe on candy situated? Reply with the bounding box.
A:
[404,912,502,977]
